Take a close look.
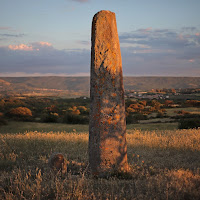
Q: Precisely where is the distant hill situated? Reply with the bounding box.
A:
[124,77,200,90]
[0,76,200,97]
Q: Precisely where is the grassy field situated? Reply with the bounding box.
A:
[0,125,200,199]
[0,121,179,134]
[165,107,200,116]
[0,121,89,134]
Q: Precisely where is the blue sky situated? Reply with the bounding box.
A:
[0,0,200,76]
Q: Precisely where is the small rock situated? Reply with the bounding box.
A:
[48,152,67,174]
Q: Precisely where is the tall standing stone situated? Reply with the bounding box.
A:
[89,10,128,176]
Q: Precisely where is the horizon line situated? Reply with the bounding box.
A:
[1,75,200,78]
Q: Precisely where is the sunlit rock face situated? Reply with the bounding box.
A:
[89,10,128,176]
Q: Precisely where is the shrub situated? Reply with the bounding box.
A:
[175,110,190,115]
[126,114,147,124]
[41,113,59,123]
[78,106,89,115]
[178,118,200,129]
[126,114,138,124]
[8,107,32,117]
[68,106,81,115]
[0,117,8,126]
[63,113,89,124]
[172,114,200,120]
[6,107,32,121]
[156,110,166,118]
[134,114,148,120]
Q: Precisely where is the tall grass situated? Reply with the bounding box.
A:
[0,129,200,199]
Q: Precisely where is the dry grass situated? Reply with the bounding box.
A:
[0,129,200,199]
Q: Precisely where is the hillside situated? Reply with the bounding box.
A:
[0,76,200,97]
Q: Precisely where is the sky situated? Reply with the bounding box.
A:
[0,0,200,77]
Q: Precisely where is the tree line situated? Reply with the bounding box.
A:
[0,97,200,128]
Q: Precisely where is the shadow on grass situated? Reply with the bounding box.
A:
[1,130,200,199]
[1,136,199,176]
[128,144,200,172]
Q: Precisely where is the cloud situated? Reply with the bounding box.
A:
[0,33,25,38]
[119,27,200,76]
[8,44,34,51]
[138,27,152,33]
[1,27,200,77]
[38,41,52,46]
[77,40,90,47]
[181,27,198,32]
[0,27,13,31]
[119,27,200,54]
[120,28,189,49]
[31,41,53,50]
[7,41,53,51]
[0,42,90,76]
[71,0,89,3]
[188,59,195,63]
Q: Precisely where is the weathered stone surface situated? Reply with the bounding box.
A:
[89,10,128,176]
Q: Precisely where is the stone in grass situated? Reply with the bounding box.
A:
[48,152,67,174]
